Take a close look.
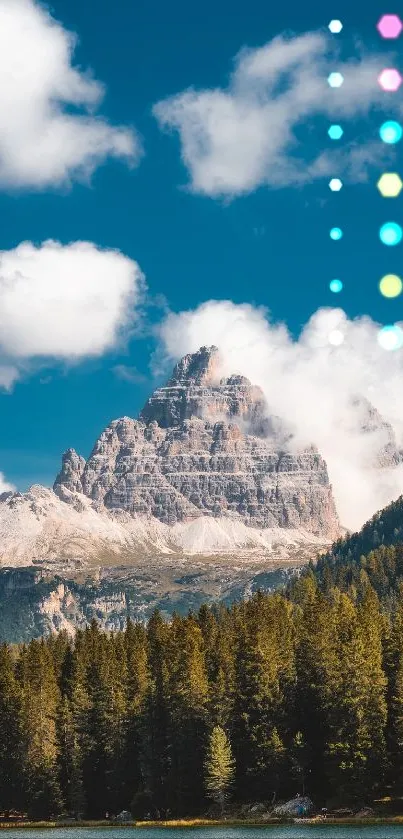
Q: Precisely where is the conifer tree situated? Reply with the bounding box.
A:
[19,639,63,818]
[144,610,172,817]
[0,644,26,811]
[204,726,235,813]
[168,614,209,814]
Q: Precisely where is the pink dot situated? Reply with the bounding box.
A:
[377,14,403,38]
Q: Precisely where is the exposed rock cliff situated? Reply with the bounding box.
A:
[0,345,345,640]
[54,346,340,538]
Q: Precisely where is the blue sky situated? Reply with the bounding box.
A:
[0,0,402,491]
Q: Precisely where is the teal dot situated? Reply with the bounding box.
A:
[329,279,343,292]
[330,227,343,240]
[379,222,402,246]
[379,121,402,144]
[328,124,343,140]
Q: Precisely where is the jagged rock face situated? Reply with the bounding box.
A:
[353,396,403,468]
[140,345,270,434]
[54,346,340,538]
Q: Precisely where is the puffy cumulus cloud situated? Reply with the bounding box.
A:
[154,31,395,197]
[0,240,144,385]
[0,0,140,189]
[159,300,403,530]
[0,472,15,494]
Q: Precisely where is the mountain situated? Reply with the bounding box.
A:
[0,345,345,638]
[53,345,339,534]
[1,345,402,640]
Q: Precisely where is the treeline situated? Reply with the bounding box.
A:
[2,553,403,820]
[311,494,403,594]
[306,542,403,609]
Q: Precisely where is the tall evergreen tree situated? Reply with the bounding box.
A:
[204,726,235,813]
[18,639,63,818]
[0,644,26,812]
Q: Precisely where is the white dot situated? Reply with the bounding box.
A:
[328,72,344,88]
[329,19,343,33]
[377,325,403,350]
[328,329,344,346]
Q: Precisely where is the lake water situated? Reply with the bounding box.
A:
[3,828,403,839]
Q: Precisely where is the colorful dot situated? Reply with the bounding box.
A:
[377,324,403,350]
[380,121,402,144]
[377,15,403,38]
[330,279,343,293]
[379,274,402,298]
[328,19,343,34]
[379,222,402,245]
[378,69,402,91]
[328,124,343,140]
[328,329,345,346]
[330,227,343,240]
[377,173,403,197]
[328,72,344,88]
[329,178,343,191]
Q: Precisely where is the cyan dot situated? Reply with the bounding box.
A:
[379,222,402,246]
[379,121,402,144]
[330,227,343,240]
[329,279,343,293]
[328,124,343,140]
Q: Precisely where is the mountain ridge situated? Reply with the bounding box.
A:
[0,344,401,640]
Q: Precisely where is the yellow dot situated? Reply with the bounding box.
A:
[379,274,403,298]
[377,173,403,197]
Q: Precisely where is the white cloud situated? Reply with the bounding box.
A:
[0,472,15,494]
[112,364,146,384]
[0,0,141,189]
[154,31,396,197]
[0,240,144,385]
[158,300,403,530]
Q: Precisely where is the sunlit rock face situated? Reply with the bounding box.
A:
[54,346,340,538]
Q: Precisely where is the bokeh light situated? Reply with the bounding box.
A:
[329,279,343,293]
[377,15,403,38]
[328,19,343,33]
[328,124,343,140]
[329,178,343,191]
[377,173,403,197]
[328,72,344,88]
[330,227,343,240]
[379,274,403,298]
[377,324,403,350]
[379,222,402,245]
[378,69,402,91]
[379,121,402,144]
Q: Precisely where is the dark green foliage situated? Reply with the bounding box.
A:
[302,493,403,607]
[4,532,403,818]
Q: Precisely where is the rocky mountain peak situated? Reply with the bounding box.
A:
[167,345,221,386]
[139,346,269,431]
[51,347,340,538]
[54,448,86,497]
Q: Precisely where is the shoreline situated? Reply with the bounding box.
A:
[2,816,403,829]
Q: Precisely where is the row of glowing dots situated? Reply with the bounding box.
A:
[327,323,403,350]
[328,69,401,90]
[330,223,402,242]
[328,123,402,194]
[329,15,402,37]
[375,17,403,349]
[330,276,402,297]
[326,18,402,351]
[328,17,402,88]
